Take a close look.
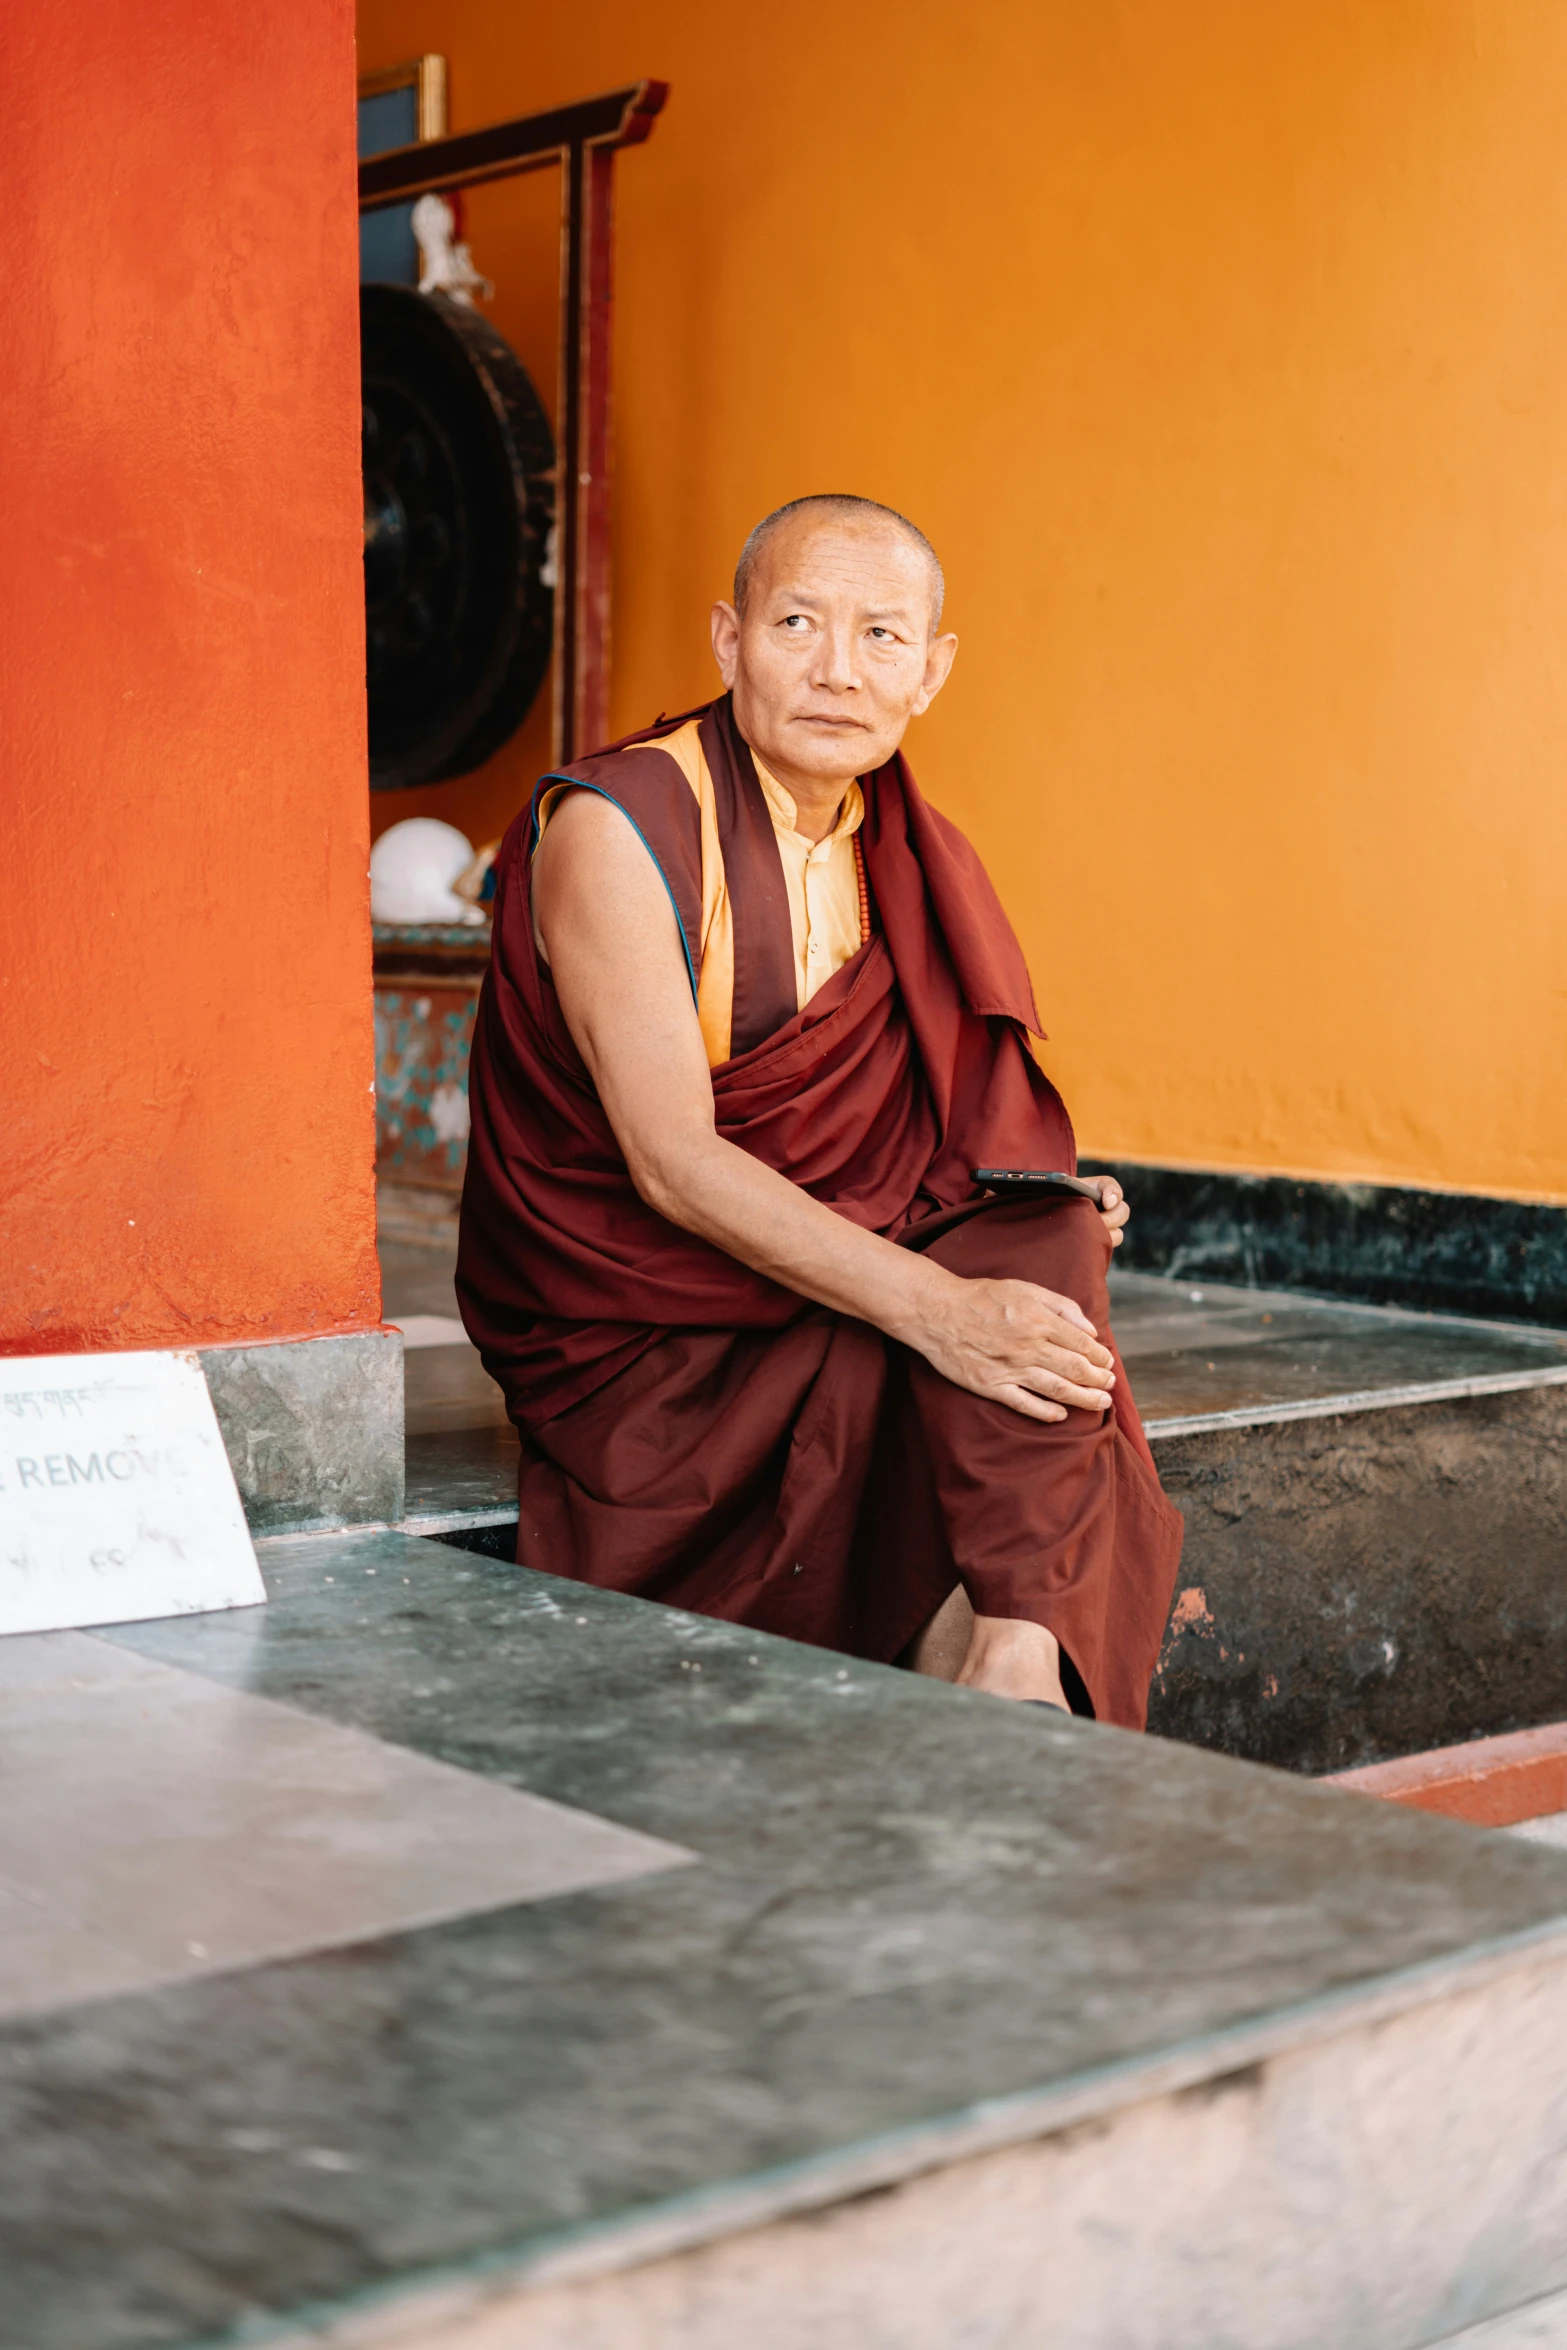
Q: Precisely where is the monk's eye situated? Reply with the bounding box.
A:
[868,626,897,641]
[781,614,810,631]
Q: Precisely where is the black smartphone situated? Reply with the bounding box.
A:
[971,1168,1107,1205]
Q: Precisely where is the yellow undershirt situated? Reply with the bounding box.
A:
[539,723,866,1066]
[751,756,865,1012]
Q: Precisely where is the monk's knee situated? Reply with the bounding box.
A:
[926,1199,1110,1325]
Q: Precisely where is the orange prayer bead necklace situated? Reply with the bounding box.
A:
[853,834,871,946]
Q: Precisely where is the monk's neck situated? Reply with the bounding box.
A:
[749,753,854,845]
[786,778,852,845]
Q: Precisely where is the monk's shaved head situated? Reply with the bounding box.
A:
[713,492,959,800]
[734,494,945,630]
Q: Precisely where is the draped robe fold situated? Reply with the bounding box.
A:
[457,697,1182,1727]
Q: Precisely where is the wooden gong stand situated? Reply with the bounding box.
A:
[359,81,668,766]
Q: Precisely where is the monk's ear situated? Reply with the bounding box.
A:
[711,600,741,685]
[911,631,958,717]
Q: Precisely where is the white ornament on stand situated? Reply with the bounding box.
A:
[412,193,493,308]
[370,818,487,926]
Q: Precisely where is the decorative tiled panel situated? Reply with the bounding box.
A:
[374,985,479,1190]
[371,920,491,1194]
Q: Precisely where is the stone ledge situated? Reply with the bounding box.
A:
[234,1941,1567,2349]
[199,1328,403,1536]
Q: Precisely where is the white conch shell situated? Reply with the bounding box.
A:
[370,818,487,925]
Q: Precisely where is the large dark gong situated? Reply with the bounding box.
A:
[361,286,555,790]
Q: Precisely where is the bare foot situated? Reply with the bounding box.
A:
[956,1615,1070,1709]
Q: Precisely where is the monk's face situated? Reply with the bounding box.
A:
[712,515,958,792]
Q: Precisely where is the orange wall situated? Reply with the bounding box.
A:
[361,0,1567,1203]
[1,0,379,1353]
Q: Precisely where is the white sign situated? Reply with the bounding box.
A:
[0,1352,265,1638]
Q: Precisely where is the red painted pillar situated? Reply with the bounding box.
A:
[0,0,377,1359]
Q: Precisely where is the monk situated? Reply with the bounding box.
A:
[458,495,1182,1718]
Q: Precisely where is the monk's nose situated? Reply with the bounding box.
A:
[813,627,859,693]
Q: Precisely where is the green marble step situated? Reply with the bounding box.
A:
[8,1526,1567,2349]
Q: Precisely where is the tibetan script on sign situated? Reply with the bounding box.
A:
[0,1352,265,1637]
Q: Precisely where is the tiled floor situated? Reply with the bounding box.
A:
[380,1237,511,1440]
[0,1627,688,2022]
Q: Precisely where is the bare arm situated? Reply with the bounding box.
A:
[531,792,1117,1422]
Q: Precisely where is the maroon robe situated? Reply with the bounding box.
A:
[457,696,1182,1726]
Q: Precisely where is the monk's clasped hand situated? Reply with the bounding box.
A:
[918,1272,1117,1426]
